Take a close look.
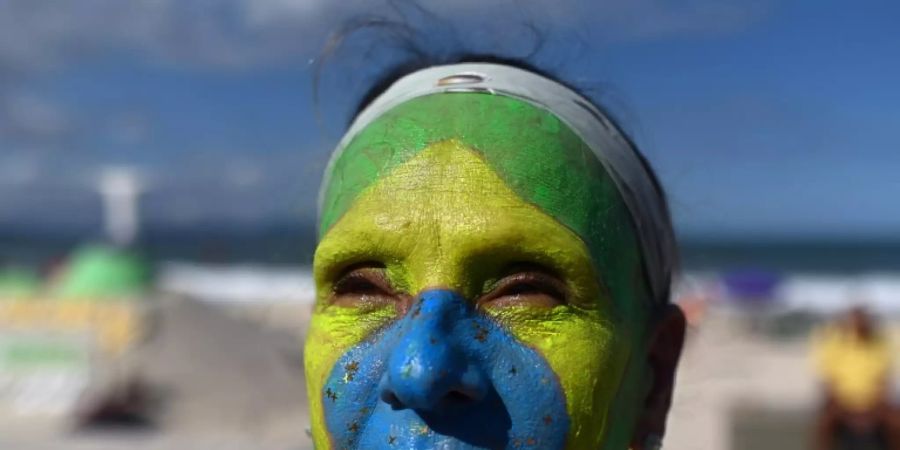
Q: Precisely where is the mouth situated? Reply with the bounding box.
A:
[359,405,511,450]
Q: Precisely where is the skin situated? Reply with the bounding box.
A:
[305,93,683,449]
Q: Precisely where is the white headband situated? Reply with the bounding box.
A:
[323,63,676,303]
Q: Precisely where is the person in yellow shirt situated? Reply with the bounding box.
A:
[813,307,898,449]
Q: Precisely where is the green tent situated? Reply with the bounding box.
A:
[53,245,151,300]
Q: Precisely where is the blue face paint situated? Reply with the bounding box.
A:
[322,290,569,449]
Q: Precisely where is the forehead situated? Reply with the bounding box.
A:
[316,140,602,302]
[320,93,644,299]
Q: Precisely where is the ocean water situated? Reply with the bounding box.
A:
[681,239,900,273]
[1,226,898,274]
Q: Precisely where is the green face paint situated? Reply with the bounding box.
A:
[306,74,663,449]
[320,94,648,306]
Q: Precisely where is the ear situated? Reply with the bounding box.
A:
[630,304,686,450]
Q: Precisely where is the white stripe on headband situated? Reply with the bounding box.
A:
[322,63,676,303]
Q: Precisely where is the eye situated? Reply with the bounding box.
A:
[331,264,401,309]
[478,266,567,309]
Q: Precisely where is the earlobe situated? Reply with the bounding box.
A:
[630,303,686,450]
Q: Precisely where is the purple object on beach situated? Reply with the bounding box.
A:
[721,269,781,304]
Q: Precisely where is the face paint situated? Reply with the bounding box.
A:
[323,289,568,449]
[307,122,653,449]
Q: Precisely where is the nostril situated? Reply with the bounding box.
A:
[380,388,404,409]
[378,374,406,410]
[439,375,488,409]
[445,389,476,404]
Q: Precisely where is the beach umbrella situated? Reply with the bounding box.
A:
[721,269,782,307]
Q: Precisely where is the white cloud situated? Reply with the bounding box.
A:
[0,92,72,140]
[0,0,771,72]
[0,154,40,185]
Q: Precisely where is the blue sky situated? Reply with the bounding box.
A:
[0,0,898,239]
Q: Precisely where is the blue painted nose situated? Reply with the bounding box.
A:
[379,289,489,412]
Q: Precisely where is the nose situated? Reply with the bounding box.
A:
[379,289,489,412]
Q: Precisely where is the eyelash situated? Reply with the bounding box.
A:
[329,262,567,309]
[497,279,564,299]
[479,266,568,307]
[328,263,406,311]
[333,271,389,296]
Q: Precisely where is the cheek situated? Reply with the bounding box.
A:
[487,305,624,448]
[306,305,398,377]
[304,305,397,446]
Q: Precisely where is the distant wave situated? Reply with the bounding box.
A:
[157,262,315,304]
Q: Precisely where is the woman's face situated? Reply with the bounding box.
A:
[305,94,655,449]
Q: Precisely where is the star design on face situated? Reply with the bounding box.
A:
[473,324,489,343]
[343,360,360,382]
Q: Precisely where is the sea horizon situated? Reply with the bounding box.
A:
[0,221,898,274]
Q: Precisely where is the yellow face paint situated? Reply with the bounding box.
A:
[306,140,647,448]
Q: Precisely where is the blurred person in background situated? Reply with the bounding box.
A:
[814,306,899,449]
